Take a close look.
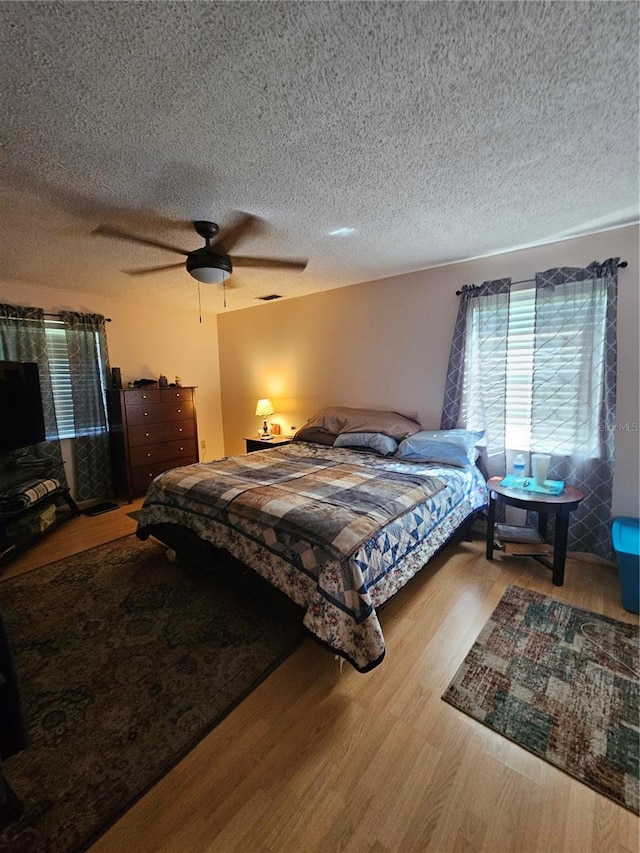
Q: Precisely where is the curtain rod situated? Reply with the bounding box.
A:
[2,313,113,323]
[44,312,112,322]
[456,260,627,295]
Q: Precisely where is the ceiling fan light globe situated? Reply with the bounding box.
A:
[188,266,228,284]
[186,249,232,284]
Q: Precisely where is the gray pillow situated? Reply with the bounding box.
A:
[333,432,398,456]
[292,427,336,446]
[301,406,421,441]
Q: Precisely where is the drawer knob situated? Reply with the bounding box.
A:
[142,394,147,399]
[147,452,151,457]
[145,432,150,437]
[144,412,148,416]
[179,446,184,451]
[176,409,181,413]
[178,428,183,432]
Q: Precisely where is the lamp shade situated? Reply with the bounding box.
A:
[255,398,274,417]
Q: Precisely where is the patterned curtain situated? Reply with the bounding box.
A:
[440,278,512,479]
[0,304,67,485]
[61,312,113,502]
[440,262,618,561]
[530,260,618,560]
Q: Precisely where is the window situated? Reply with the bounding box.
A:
[461,279,607,459]
[45,320,108,439]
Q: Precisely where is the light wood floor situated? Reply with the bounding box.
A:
[3,508,638,852]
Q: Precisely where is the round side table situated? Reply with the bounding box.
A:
[485,477,584,586]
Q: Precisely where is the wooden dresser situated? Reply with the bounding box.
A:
[107,386,199,502]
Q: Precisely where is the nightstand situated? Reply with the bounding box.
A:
[244,436,293,453]
[485,476,584,586]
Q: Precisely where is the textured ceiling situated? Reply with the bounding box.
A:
[1,1,638,313]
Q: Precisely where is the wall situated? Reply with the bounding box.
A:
[0,279,226,481]
[3,224,637,516]
[218,224,639,518]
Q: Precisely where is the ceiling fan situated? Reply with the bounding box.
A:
[93,213,308,284]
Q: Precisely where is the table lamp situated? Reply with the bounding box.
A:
[255,398,274,439]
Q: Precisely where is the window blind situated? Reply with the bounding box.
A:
[45,321,109,439]
[462,280,606,458]
[45,322,74,439]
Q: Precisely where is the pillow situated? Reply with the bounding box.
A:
[292,426,336,446]
[402,429,485,463]
[395,438,471,468]
[301,406,421,441]
[333,432,398,456]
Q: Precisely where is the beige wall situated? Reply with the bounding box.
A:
[0,280,226,462]
[218,224,639,518]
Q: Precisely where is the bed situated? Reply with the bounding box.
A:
[136,408,488,672]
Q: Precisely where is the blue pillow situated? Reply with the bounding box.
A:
[395,438,472,467]
[333,432,398,456]
[400,429,484,463]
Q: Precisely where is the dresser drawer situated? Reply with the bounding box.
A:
[131,456,198,494]
[159,387,194,403]
[122,388,193,406]
[127,420,196,447]
[126,401,194,426]
[129,439,197,468]
[123,388,163,406]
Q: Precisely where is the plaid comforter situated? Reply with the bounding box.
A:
[138,443,487,670]
[0,478,61,513]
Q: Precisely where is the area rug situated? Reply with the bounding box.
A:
[442,585,639,814]
[0,535,305,852]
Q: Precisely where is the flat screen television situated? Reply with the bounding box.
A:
[0,361,47,454]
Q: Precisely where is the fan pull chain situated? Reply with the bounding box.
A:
[223,278,227,308]
[198,281,202,323]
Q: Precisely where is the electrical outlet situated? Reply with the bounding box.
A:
[200,440,206,450]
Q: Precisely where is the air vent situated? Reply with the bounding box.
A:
[256,294,283,301]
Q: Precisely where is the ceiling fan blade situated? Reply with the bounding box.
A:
[123,262,186,276]
[214,212,261,254]
[231,255,308,271]
[93,224,190,256]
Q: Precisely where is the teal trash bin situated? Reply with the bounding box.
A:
[611,517,640,614]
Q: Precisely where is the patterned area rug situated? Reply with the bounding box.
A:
[0,535,304,852]
[443,585,639,814]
